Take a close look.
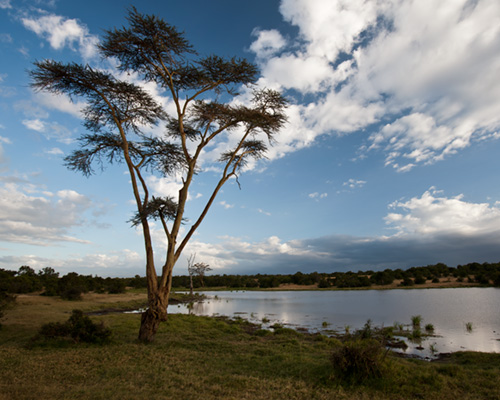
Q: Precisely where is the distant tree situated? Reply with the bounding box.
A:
[30,8,287,342]
[188,259,212,289]
[39,267,59,296]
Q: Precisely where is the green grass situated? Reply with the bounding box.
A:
[1,292,500,400]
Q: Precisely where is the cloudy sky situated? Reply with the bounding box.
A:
[1,0,500,277]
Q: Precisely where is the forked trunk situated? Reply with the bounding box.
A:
[138,291,169,342]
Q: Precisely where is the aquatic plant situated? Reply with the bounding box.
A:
[409,328,422,341]
[411,315,422,328]
[393,321,405,332]
[465,322,474,332]
[425,323,435,333]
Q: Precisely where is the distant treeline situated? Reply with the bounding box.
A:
[1,262,500,299]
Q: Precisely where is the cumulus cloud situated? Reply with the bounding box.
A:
[0,0,11,9]
[251,0,500,171]
[0,183,93,245]
[250,29,287,58]
[386,188,500,236]
[22,13,99,59]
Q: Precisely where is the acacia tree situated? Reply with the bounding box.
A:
[30,9,287,342]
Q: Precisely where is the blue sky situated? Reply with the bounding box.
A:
[1,0,500,277]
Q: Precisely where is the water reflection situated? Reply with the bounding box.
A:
[168,288,500,358]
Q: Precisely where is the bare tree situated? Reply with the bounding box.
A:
[30,8,287,342]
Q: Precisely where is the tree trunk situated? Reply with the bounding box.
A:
[138,291,169,342]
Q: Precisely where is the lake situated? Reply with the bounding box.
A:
[168,287,500,358]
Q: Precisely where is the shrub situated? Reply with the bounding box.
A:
[37,309,111,344]
[411,315,422,328]
[60,286,83,301]
[330,339,388,383]
[107,279,126,294]
[357,319,373,339]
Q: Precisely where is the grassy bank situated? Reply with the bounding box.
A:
[1,292,499,400]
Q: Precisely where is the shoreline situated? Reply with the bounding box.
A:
[189,278,484,292]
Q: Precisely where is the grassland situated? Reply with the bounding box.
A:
[1,291,499,400]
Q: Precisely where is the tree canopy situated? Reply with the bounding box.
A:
[30,8,288,342]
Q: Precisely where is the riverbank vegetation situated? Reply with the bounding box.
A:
[1,262,499,299]
[1,291,499,399]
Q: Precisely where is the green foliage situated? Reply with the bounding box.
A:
[330,338,388,383]
[36,310,111,344]
[60,286,83,301]
[357,319,374,339]
[411,315,422,328]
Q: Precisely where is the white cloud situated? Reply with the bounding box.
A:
[251,0,500,170]
[309,192,328,199]
[250,29,287,58]
[0,249,144,277]
[180,235,321,273]
[35,92,85,119]
[219,201,234,209]
[385,188,500,236]
[0,135,11,164]
[22,118,45,132]
[262,54,334,93]
[0,0,11,9]
[22,13,99,59]
[45,147,63,155]
[258,208,272,216]
[22,118,74,144]
[0,183,93,245]
[343,179,366,189]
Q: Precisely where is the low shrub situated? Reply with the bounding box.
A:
[330,338,388,383]
[60,286,83,301]
[36,309,111,344]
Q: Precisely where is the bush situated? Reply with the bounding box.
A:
[60,286,83,301]
[37,309,111,344]
[330,339,388,383]
[107,279,126,294]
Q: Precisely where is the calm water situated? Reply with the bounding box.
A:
[168,288,500,358]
